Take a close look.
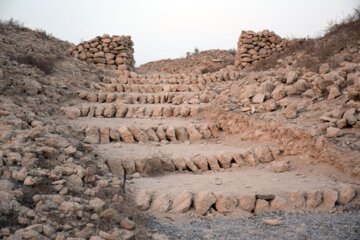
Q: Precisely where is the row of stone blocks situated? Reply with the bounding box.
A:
[82,123,221,144]
[103,69,242,84]
[107,145,283,176]
[78,91,212,105]
[64,103,204,120]
[90,83,205,93]
[135,184,357,215]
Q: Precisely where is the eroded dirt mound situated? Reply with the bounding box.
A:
[136,49,235,74]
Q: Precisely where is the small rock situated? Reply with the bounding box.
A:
[286,71,298,84]
[326,127,342,138]
[252,93,265,104]
[283,103,297,119]
[24,79,41,95]
[319,63,330,74]
[272,161,290,173]
[263,219,282,226]
[89,198,105,212]
[271,84,286,101]
[327,86,340,100]
[23,176,37,186]
[120,218,135,230]
[99,231,115,240]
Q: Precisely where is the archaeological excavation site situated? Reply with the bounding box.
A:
[0,7,360,240]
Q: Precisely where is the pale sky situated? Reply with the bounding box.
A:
[0,0,358,65]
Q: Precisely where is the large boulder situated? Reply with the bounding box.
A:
[128,126,149,142]
[194,191,216,215]
[214,193,237,213]
[237,194,256,212]
[254,146,273,163]
[170,192,193,213]
[118,126,135,143]
[337,184,356,205]
[151,194,171,213]
[135,191,152,211]
[193,155,209,171]
[84,125,100,144]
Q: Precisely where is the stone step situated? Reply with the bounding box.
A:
[96,142,283,175]
[74,119,221,144]
[102,70,241,85]
[77,91,215,104]
[131,168,358,214]
[64,103,206,119]
[91,83,205,93]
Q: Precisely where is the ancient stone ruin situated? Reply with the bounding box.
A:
[1,10,360,238]
[235,30,288,68]
[67,34,135,71]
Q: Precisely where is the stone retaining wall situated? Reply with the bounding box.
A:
[235,30,288,68]
[67,34,135,71]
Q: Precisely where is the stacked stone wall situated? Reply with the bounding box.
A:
[68,34,135,71]
[235,30,288,68]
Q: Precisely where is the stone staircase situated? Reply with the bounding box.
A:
[64,70,358,219]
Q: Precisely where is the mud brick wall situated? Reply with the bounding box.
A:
[235,30,288,68]
[68,34,135,71]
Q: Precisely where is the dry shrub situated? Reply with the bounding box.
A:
[9,53,56,74]
[228,48,237,55]
[35,28,53,40]
[0,18,27,33]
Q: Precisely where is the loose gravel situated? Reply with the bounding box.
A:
[147,208,360,240]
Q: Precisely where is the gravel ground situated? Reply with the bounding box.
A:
[147,208,360,240]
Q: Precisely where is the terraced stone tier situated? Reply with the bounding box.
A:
[102,70,241,85]
[91,83,205,93]
[94,142,282,175]
[130,167,358,214]
[65,103,206,119]
[77,91,215,104]
[71,118,221,144]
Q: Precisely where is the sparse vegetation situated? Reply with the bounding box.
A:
[251,6,360,72]
[228,48,236,55]
[8,53,56,74]
[0,18,27,32]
